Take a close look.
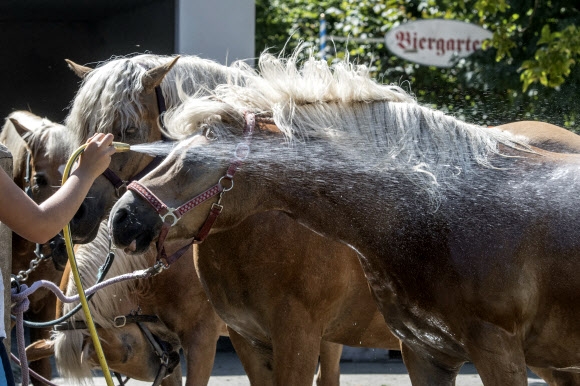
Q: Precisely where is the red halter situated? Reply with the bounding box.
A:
[127,112,256,267]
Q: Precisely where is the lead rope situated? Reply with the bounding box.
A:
[10,253,165,385]
[9,353,59,386]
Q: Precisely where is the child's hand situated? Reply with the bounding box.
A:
[77,133,117,179]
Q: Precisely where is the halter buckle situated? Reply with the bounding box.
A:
[114,316,127,328]
[160,209,180,226]
[115,182,128,197]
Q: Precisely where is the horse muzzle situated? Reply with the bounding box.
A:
[110,192,162,253]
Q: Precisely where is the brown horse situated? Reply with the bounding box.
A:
[0,111,73,380]
[47,222,226,386]
[195,121,580,386]
[109,52,580,385]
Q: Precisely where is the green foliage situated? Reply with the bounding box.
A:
[255,1,580,130]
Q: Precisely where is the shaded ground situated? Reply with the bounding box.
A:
[57,350,546,386]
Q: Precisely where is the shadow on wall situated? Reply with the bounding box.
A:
[0,0,175,123]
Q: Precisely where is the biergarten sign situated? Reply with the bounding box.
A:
[385,19,493,68]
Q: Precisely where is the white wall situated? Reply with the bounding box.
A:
[176,0,255,65]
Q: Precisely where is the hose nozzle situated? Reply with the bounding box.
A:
[112,142,131,152]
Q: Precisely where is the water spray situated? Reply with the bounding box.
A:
[61,141,130,386]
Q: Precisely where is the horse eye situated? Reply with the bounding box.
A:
[125,127,138,137]
[33,175,48,186]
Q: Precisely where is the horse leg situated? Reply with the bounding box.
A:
[181,319,222,386]
[466,323,528,386]
[227,327,274,386]
[161,364,182,386]
[270,319,322,386]
[529,366,580,386]
[315,341,342,386]
[400,342,461,385]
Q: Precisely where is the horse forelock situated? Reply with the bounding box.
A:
[65,57,148,146]
[64,54,252,146]
[25,122,74,165]
[53,328,93,383]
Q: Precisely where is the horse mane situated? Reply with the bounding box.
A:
[54,221,151,382]
[21,118,73,167]
[64,53,252,147]
[164,50,530,203]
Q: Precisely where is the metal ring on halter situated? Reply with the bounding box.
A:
[160,209,180,226]
[234,142,251,160]
[218,176,234,192]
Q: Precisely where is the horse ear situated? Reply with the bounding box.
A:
[9,117,31,139]
[65,59,93,79]
[141,56,180,93]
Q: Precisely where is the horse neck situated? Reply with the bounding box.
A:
[239,140,399,247]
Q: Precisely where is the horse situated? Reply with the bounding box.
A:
[47,221,226,386]
[61,54,360,385]
[0,110,73,380]
[64,54,250,243]
[109,51,580,385]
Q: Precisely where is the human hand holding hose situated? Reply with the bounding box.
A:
[75,133,117,179]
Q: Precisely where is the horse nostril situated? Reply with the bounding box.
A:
[113,207,130,228]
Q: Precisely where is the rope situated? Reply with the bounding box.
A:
[10,266,160,386]
[13,250,116,328]
[10,353,59,386]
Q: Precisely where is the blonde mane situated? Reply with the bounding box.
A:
[0,111,74,185]
[64,54,252,147]
[164,51,530,202]
[22,118,74,168]
[53,221,151,382]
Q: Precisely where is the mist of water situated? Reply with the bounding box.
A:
[128,141,178,157]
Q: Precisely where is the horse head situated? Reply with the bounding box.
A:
[65,56,178,243]
[54,221,182,383]
[65,54,251,244]
[1,111,72,269]
[110,106,278,255]
[78,321,181,382]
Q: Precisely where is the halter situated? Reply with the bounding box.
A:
[127,112,256,267]
[101,85,168,197]
[54,310,179,386]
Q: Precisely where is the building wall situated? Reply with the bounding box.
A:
[176,0,255,65]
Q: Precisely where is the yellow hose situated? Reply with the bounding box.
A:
[61,142,130,386]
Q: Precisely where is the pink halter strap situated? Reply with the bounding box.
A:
[127,112,256,266]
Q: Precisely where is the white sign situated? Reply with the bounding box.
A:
[385,19,493,68]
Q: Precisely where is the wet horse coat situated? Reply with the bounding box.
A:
[110,52,580,385]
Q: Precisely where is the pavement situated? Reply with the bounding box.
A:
[43,348,547,386]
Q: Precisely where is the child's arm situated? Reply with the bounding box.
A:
[0,133,116,244]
